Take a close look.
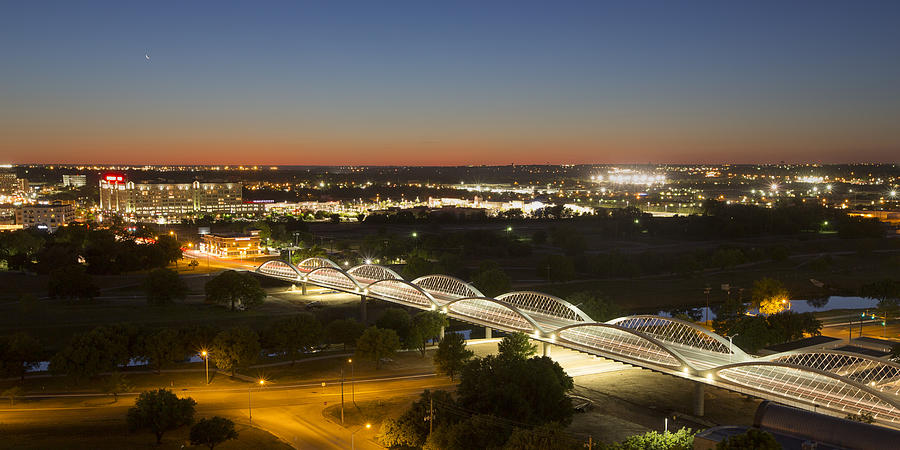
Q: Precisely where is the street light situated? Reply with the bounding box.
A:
[728,334,739,363]
[348,358,355,404]
[351,423,371,450]
[249,379,265,423]
[200,350,209,384]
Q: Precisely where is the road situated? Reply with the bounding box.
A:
[0,372,452,449]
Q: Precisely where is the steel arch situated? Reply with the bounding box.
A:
[711,361,900,422]
[306,266,362,292]
[347,264,403,282]
[496,291,592,322]
[608,315,746,357]
[555,322,693,371]
[412,274,484,299]
[256,260,301,280]
[365,278,441,308]
[296,257,340,272]
[763,350,900,393]
[443,297,542,334]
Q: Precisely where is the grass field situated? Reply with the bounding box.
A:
[535,251,900,313]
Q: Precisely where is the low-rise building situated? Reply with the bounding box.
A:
[200,229,263,259]
[15,201,76,232]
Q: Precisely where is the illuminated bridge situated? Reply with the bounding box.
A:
[257,258,900,427]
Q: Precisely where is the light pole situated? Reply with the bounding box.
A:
[703,286,711,324]
[348,358,355,404]
[249,379,265,423]
[728,334,739,363]
[200,350,209,384]
[351,423,371,450]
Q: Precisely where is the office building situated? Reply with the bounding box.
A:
[99,175,261,221]
[62,174,87,187]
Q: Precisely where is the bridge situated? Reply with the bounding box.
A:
[256,258,900,428]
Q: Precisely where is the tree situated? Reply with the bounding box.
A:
[127,389,196,444]
[433,332,474,381]
[860,278,900,302]
[716,428,780,450]
[378,390,457,449]
[102,372,134,402]
[210,327,261,377]
[2,386,23,406]
[355,326,401,369]
[410,311,449,356]
[609,428,695,450]
[376,308,413,347]
[50,325,134,382]
[471,261,512,297]
[48,264,99,300]
[457,355,574,426]
[141,328,185,374]
[751,277,790,315]
[0,332,42,381]
[204,270,266,310]
[567,291,622,322]
[503,423,579,450]
[497,332,537,360]
[153,234,183,267]
[424,414,511,450]
[268,313,322,365]
[326,318,365,350]
[190,416,239,449]
[143,268,188,305]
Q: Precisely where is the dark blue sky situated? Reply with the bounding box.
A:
[2,1,899,164]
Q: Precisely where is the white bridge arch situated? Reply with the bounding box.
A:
[254,257,900,427]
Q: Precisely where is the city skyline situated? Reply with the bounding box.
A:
[2,1,900,165]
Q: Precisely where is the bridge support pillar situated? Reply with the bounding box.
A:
[439,326,445,340]
[542,341,551,357]
[360,295,367,323]
[693,383,705,417]
[301,282,308,295]
[484,327,492,339]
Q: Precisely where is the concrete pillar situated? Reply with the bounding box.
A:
[693,382,705,417]
[542,341,551,357]
[360,295,367,323]
[301,282,308,295]
[439,326,445,340]
[484,327,492,339]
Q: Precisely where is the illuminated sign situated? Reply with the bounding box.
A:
[104,174,124,182]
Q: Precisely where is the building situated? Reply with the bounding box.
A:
[99,175,262,222]
[200,229,263,259]
[62,174,87,187]
[0,171,27,195]
[15,201,76,232]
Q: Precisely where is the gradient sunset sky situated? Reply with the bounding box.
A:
[2,1,899,165]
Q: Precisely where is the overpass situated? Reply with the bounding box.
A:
[256,257,900,428]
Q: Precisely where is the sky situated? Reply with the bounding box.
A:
[2,1,900,165]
